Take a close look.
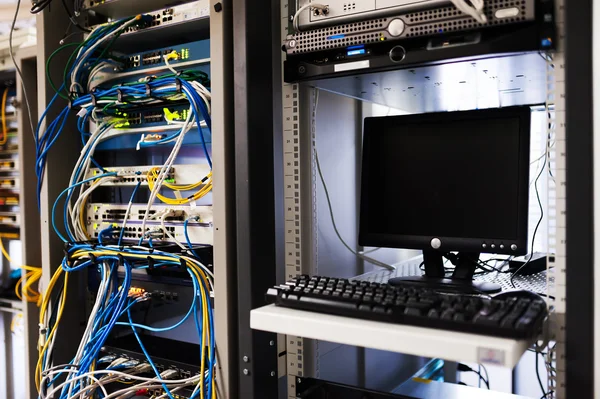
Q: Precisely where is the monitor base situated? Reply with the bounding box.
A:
[388,276,502,294]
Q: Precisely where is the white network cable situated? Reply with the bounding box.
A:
[293,2,329,32]
[449,0,487,24]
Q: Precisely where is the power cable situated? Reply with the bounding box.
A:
[312,88,395,271]
[511,146,547,288]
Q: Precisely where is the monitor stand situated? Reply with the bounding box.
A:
[388,251,502,294]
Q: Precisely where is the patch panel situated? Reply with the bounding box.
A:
[86,164,211,187]
[88,221,213,245]
[87,203,213,223]
[86,204,213,245]
[99,336,201,383]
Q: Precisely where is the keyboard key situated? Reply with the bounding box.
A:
[405,307,422,316]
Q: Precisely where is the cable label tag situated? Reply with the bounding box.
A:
[477,348,506,366]
[76,108,88,118]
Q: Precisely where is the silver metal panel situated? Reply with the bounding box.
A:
[309,52,548,112]
[356,255,549,293]
[210,0,236,397]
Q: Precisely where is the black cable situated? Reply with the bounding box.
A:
[31,0,54,13]
[472,370,490,389]
[480,364,489,388]
[535,350,547,397]
[457,363,490,389]
[60,0,91,32]
[511,149,547,288]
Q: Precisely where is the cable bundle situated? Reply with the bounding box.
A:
[34,13,217,399]
[48,72,212,243]
[0,236,43,305]
[37,245,216,399]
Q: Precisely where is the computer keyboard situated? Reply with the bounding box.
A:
[266,275,548,339]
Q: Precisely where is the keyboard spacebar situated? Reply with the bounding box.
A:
[296,296,358,310]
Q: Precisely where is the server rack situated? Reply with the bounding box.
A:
[0,46,39,399]
[33,1,238,397]
[248,0,595,398]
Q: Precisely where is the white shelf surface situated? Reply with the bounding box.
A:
[251,304,532,368]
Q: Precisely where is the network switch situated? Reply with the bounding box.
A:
[88,204,213,223]
[121,40,210,71]
[88,40,210,89]
[86,204,213,245]
[82,0,196,20]
[85,0,210,50]
[86,164,211,187]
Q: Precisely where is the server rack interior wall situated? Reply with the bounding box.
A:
[247,0,594,398]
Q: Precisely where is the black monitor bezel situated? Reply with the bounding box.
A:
[359,106,532,256]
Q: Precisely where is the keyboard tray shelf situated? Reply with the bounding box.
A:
[251,304,533,369]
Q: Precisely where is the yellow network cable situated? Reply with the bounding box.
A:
[10,312,23,334]
[36,266,67,391]
[147,167,213,205]
[0,236,42,305]
[0,87,8,146]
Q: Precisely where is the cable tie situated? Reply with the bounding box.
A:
[145,83,152,97]
[90,93,97,106]
[117,89,124,103]
[201,176,209,183]
[89,253,97,266]
[147,256,155,270]
[63,248,71,267]
[175,78,182,93]
[179,258,187,271]
[117,254,125,267]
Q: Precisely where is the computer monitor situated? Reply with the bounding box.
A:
[359,106,531,293]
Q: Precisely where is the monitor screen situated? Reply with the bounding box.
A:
[359,106,531,255]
